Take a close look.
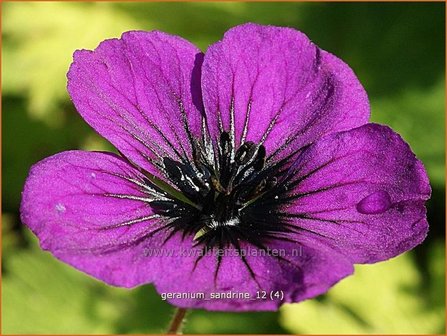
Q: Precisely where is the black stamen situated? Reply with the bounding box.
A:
[235,141,256,165]
[253,145,266,171]
[219,132,231,156]
[146,131,292,254]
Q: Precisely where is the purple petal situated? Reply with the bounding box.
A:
[282,124,431,264]
[201,23,369,163]
[67,31,204,180]
[152,233,353,311]
[20,150,170,287]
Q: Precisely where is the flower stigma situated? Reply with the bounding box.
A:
[146,130,287,252]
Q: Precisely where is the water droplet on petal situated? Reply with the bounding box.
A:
[356,190,392,215]
[90,172,96,179]
[55,203,66,213]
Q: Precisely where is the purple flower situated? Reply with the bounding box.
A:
[20,23,430,311]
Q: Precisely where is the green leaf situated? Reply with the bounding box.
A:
[2,235,175,334]
[2,240,115,333]
[3,2,143,126]
[280,247,445,334]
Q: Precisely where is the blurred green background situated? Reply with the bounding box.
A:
[2,2,445,334]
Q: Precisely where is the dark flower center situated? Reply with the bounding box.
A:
[149,131,289,251]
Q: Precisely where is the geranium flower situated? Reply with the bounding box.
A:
[21,23,430,312]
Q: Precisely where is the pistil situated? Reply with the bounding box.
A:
[149,131,284,249]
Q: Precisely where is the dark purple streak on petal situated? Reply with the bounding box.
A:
[152,231,353,311]
[20,150,177,287]
[201,23,370,167]
[270,124,430,264]
[67,31,204,183]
